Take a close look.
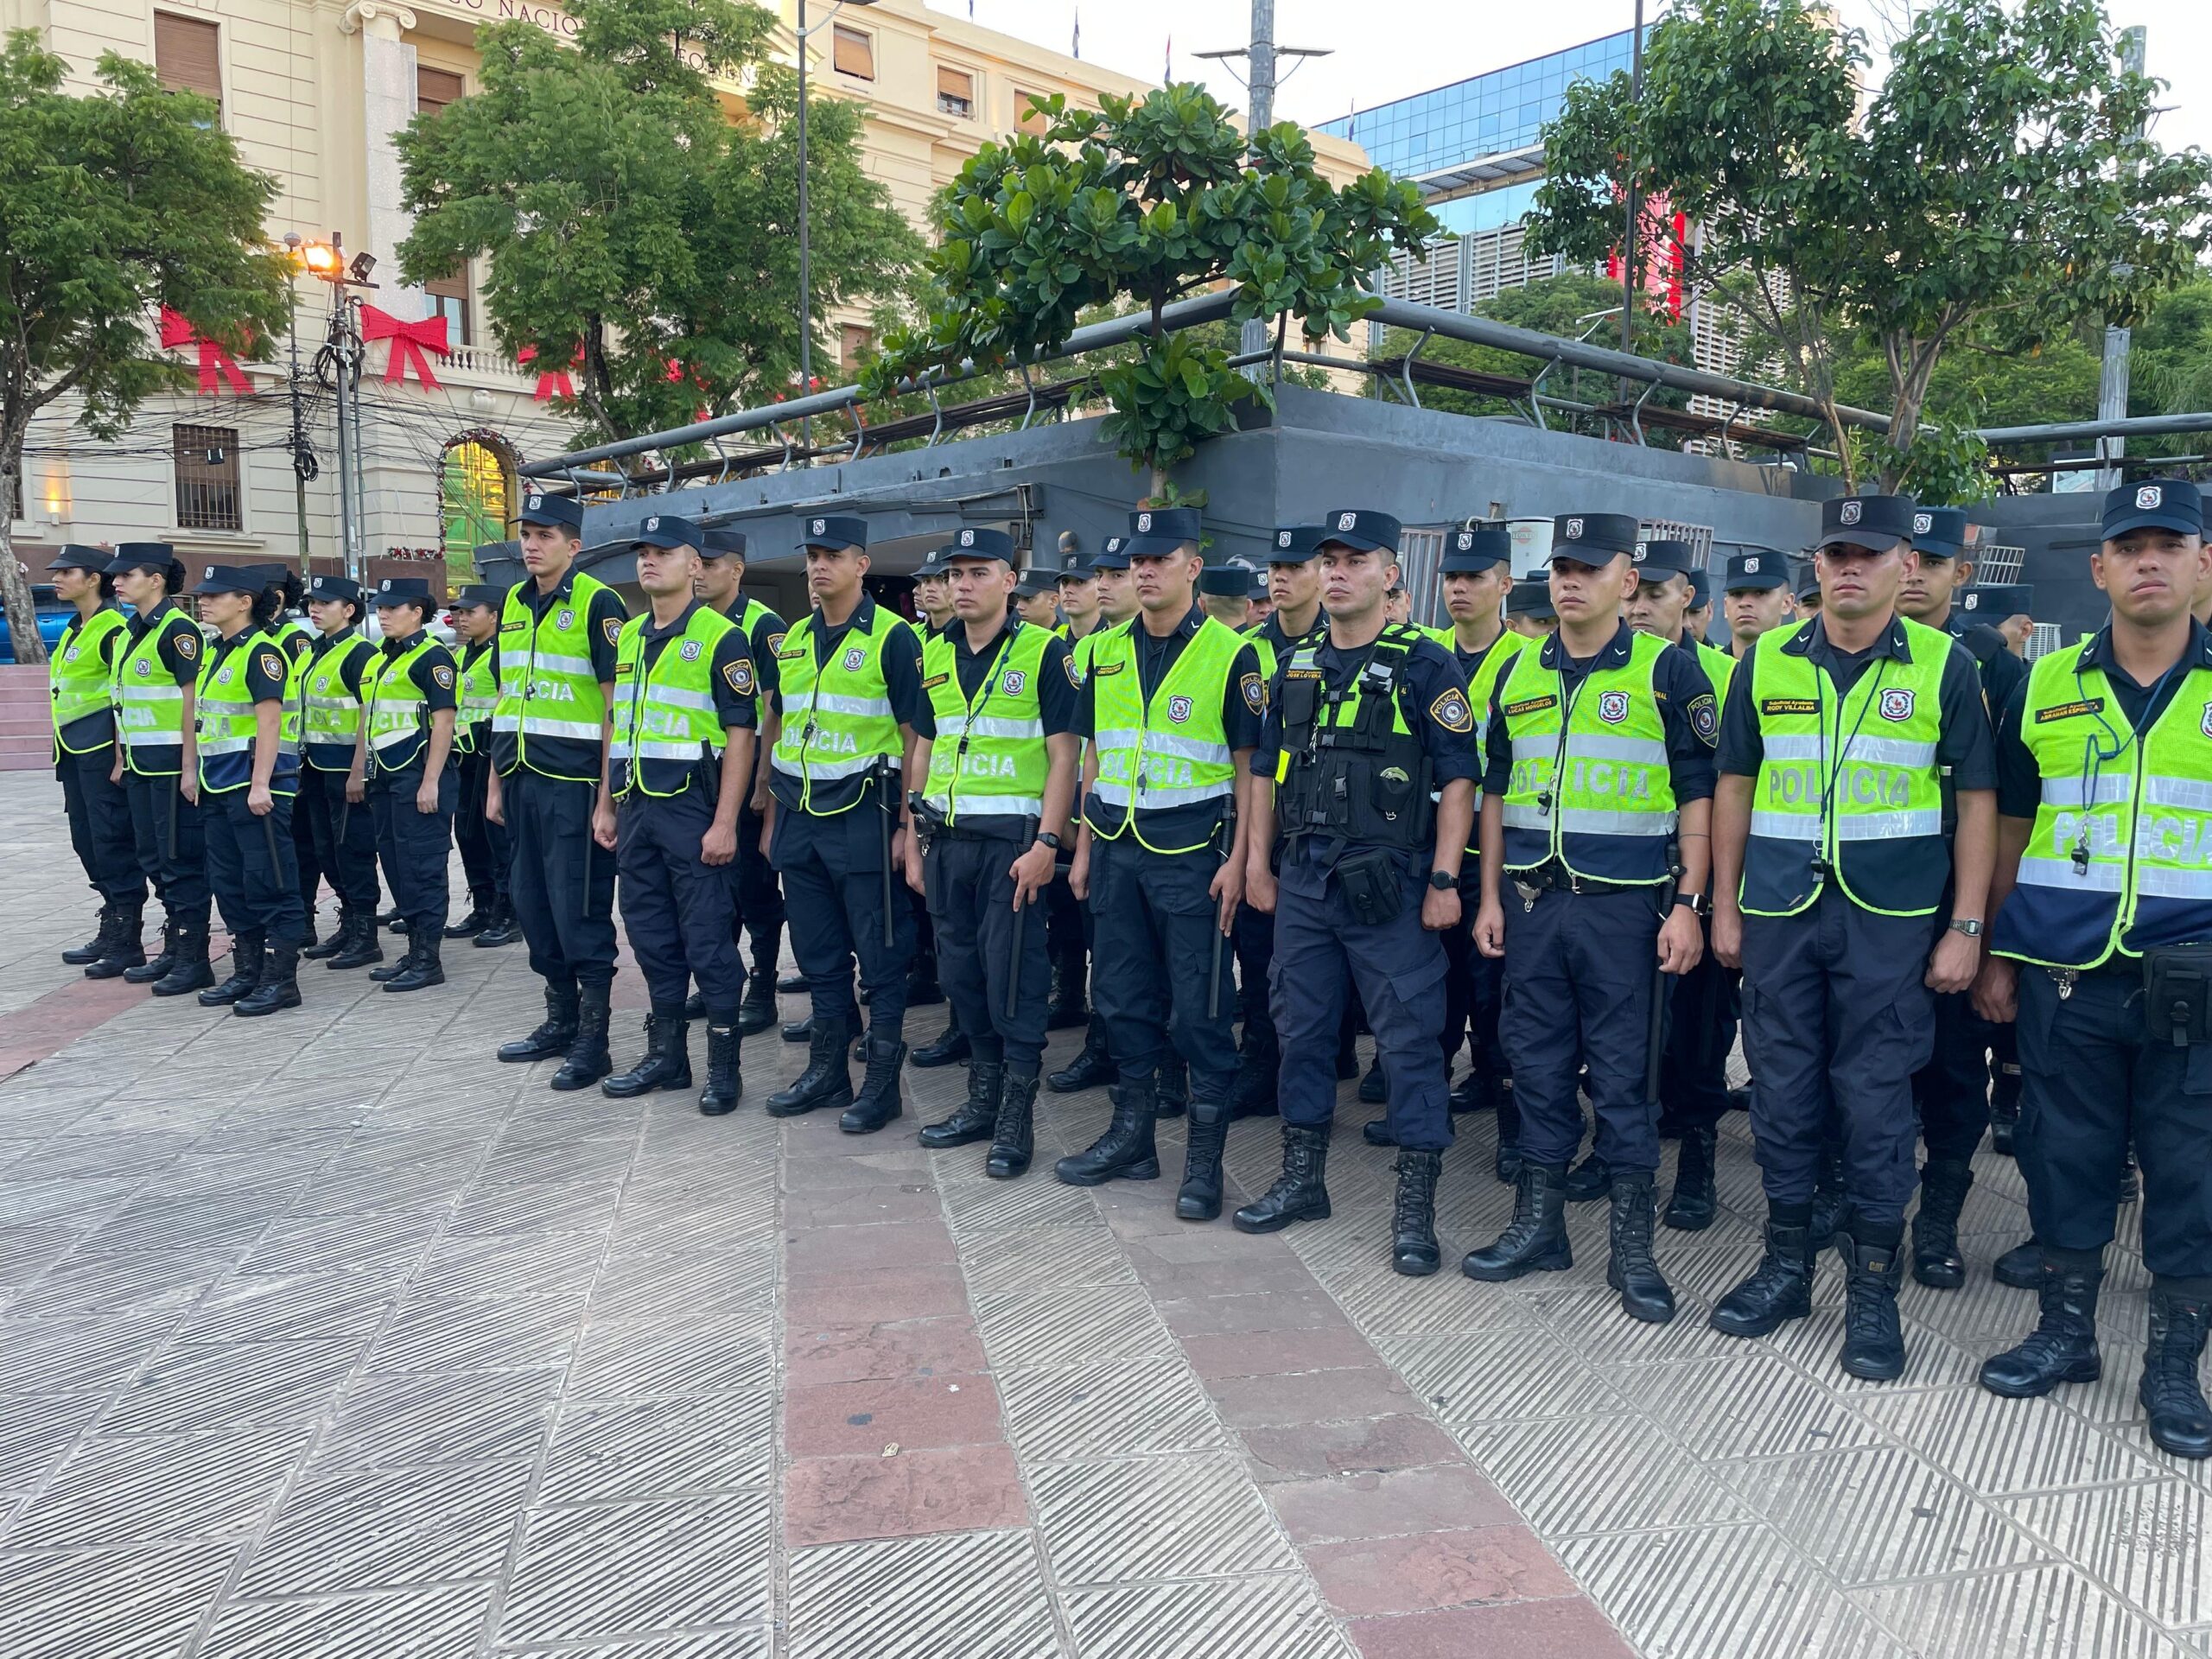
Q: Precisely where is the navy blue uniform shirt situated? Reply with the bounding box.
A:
[1994,620,2212,820]
[1482,620,1719,803]
[1255,626,1481,788]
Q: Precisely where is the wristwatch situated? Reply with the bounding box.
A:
[1948,918,1984,938]
[1675,892,1710,917]
[1428,869,1457,892]
[1035,831,1064,851]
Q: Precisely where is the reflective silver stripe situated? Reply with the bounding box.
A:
[1510,736,1554,765]
[630,739,714,761]
[370,728,417,753]
[773,758,898,785]
[521,652,596,677]
[198,698,252,718]
[2042,775,2133,809]
[1093,727,1141,752]
[922,794,1045,818]
[1749,810,1821,841]
[491,713,520,733]
[1501,803,1549,830]
[1565,734,1667,766]
[1128,779,1231,807]
[1763,734,1824,762]
[1556,807,1675,837]
[934,714,1045,741]
[1843,735,1936,768]
[783,690,893,719]
[1090,779,1133,805]
[2016,854,2123,892]
[517,715,604,740]
[118,684,184,703]
[2144,775,2212,813]
[646,686,717,715]
[1832,809,1941,841]
[197,734,252,755]
[2136,864,2212,899]
[1134,733,1231,766]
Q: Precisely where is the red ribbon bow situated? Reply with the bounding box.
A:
[518,343,579,403]
[158,308,251,396]
[361,305,451,389]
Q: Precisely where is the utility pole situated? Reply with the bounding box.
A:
[327,288,366,586]
[1620,0,1647,403]
[2094,24,2148,495]
[1239,1,1275,367]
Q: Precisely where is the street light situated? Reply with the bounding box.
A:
[795,0,878,448]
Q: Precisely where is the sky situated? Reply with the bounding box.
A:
[927,0,2212,160]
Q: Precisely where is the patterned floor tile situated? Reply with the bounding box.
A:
[0,1539,238,1659]
[973,1284,1175,1371]
[1999,1480,2212,1627]
[957,1224,1135,1299]
[238,1460,537,1594]
[4,1427,302,1547]
[786,1528,1060,1659]
[1456,1412,1753,1537]
[1063,1573,1352,1659]
[998,1353,1231,1464]
[568,1319,771,1401]
[1377,1325,1627,1424]
[100,1338,366,1435]
[371,1294,588,1375]
[1614,1353,1884,1462]
[1032,1452,1300,1585]
[409,1232,608,1300]
[175,1272,400,1344]
[538,1395,774,1503]
[1853,1561,2193,1659]
[311,1369,563,1471]
[197,1582,493,1659]
[1854,1386,2165,1497]
[495,1493,772,1644]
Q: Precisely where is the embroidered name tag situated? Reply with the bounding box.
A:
[1502,695,1557,717]
[2035,698,2105,723]
[1761,697,1819,715]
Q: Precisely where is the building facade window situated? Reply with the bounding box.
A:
[174,424,242,533]
[416,65,465,114]
[937,66,974,119]
[425,270,472,346]
[831,24,874,79]
[839,323,874,370]
[153,12,222,111]
[1016,89,1049,136]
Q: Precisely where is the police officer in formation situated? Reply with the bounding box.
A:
[188,563,307,1016]
[907,527,1080,1177]
[600,513,756,1114]
[295,574,384,971]
[1506,579,1557,640]
[356,576,459,994]
[446,582,518,949]
[1968,478,2210,1458]
[1067,505,1262,1214]
[761,514,925,1133]
[1241,510,1478,1274]
[48,548,143,976]
[1710,493,1995,1380]
[1720,550,1797,665]
[1044,550,1102,1033]
[1465,513,1719,1324]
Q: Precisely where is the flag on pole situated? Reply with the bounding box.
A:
[1165,35,1173,81]
[1071,8,1080,60]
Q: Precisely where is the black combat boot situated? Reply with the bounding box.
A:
[779,969,806,993]
[1980,1258,2103,1398]
[1840,1235,1907,1381]
[1046,955,1087,1030]
[987,1072,1039,1179]
[905,956,943,1009]
[1363,1116,1397,1148]
[83,905,148,979]
[1493,1090,1522,1185]
[683,992,708,1020]
[1392,1148,1443,1276]
[298,913,319,952]
[911,1011,970,1069]
[1176,1102,1230,1221]
[549,984,613,1091]
[1464,1163,1571,1280]
[444,894,492,938]
[199,931,265,1007]
[2140,1287,2212,1460]
[1989,1058,2023,1154]
[1807,1141,1847,1253]
[499,983,578,1062]
[233,941,302,1017]
[841,1032,907,1134]
[302,906,349,960]
[327,912,384,970]
[1358,1055,1387,1105]
[63,904,118,966]
[1231,1033,1279,1120]
[919,1060,1002,1149]
[1994,1237,2043,1289]
[1911,1158,1974,1289]
[1047,1027,1113,1093]
[1608,1172,1676,1324]
[737,931,781,1035]
[603,1006,693,1097]
[781,1014,814,1045]
[1664,1125,1718,1232]
[383,937,443,994]
[1056,1077,1160,1185]
[1154,1058,1186,1121]
[698,1015,742,1116]
[370,940,416,982]
[474,898,519,947]
[148,919,213,996]
[1563,1149,1610,1202]
[1232,1122,1332,1234]
[766,1017,854,1117]
[1711,1221,1816,1337]
[121,914,175,984]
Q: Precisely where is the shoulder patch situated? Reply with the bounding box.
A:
[724,660,755,696]
[1429,688,1474,733]
[257,651,283,681]
[1687,693,1719,747]
[1241,671,1266,715]
[601,617,620,647]
[2034,697,2104,724]
[1063,654,1081,689]
[1760,697,1820,716]
[173,630,200,662]
[431,664,455,690]
[766,630,787,657]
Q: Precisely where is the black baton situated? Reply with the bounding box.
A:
[1006,816,1037,1022]
[1645,865,1681,1108]
[166,781,180,863]
[262,802,283,880]
[877,763,896,950]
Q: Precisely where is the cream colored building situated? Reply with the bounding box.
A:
[3,0,1370,591]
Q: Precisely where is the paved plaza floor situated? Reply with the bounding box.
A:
[0,771,2205,1658]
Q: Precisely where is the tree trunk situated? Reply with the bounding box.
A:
[0,442,49,668]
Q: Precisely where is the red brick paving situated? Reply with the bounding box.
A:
[1347,1597,1639,1659]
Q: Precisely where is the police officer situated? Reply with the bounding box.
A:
[1013,569,1060,631]
[1463,513,1718,1324]
[762,512,925,1133]
[1058,553,1105,648]
[1971,477,2211,1459]
[1708,493,1996,1380]
[1794,562,1824,616]
[490,492,628,1087]
[47,548,143,976]
[1198,563,1255,631]
[1624,537,1740,1230]
[1964,583,2035,657]
[1066,505,1262,1210]
[1723,550,1796,664]
[693,527,788,1038]
[188,564,308,1015]
[107,545,215,996]
[1241,510,1478,1273]
[353,577,460,993]
[245,566,322,948]
[1043,549,1103,1033]
[1364,531,1525,1166]
[907,544,974,1071]
[296,574,385,971]
[602,515,756,1115]
[1506,579,1557,640]
[908,527,1080,1174]
[1685,563,1715,647]
[447,582,517,949]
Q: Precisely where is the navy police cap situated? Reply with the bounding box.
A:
[307,574,363,604]
[1551,512,1638,559]
[1688,566,1711,610]
[1124,505,1203,557]
[372,576,436,607]
[1268,525,1324,564]
[1317,508,1401,555]
[801,512,868,550]
[1910,506,1968,560]
[46,545,109,575]
[1724,550,1788,592]
[448,582,505,609]
[188,563,260,597]
[1509,578,1557,620]
[1819,493,1916,552]
[109,542,179,575]
[2102,477,2202,542]
[702,528,748,559]
[1198,560,1258,598]
[1632,538,1698,578]
[1440,529,1510,574]
[1961,583,2034,618]
[517,491,583,532]
[632,512,703,552]
[943,527,1015,565]
[1090,534,1131,571]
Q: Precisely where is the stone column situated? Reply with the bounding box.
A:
[340,0,424,319]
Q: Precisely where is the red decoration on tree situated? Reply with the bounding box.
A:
[518,343,579,402]
[158,307,251,395]
[361,305,451,389]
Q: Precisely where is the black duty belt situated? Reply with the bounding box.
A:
[1510,863,1647,899]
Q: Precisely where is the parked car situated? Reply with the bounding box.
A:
[0,585,78,664]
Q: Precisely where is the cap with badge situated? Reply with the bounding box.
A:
[1724,550,1789,592]
[1551,512,1639,560]
[1509,579,1558,620]
[1012,570,1052,599]
[1123,505,1202,557]
[1794,562,1823,603]
[372,576,436,607]
[1440,529,1510,574]
[632,512,702,552]
[1631,537,1698,579]
[1090,534,1131,571]
[189,563,262,597]
[1268,524,1324,565]
[1316,508,1402,554]
[46,545,110,575]
[1962,583,2034,618]
[1198,559,1259,598]
[107,542,182,581]
[943,527,1014,565]
[800,512,868,551]
[1688,566,1711,611]
[2101,477,2202,542]
[913,545,950,581]
[1818,493,1916,553]
[448,582,505,610]
[1910,506,1968,561]
[1056,555,1096,582]
[307,574,364,605]
[702,527,748,560]
[517,491,583,532]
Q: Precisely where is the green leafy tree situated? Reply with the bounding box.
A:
[865,86,1437,490]
[1532,0,2212,489]
[397,0,919,450]
[2128,275,2212,417]
[0,32,287,664]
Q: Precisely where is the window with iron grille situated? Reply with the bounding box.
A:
[175,424,242,532]
[938,66,974,119]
